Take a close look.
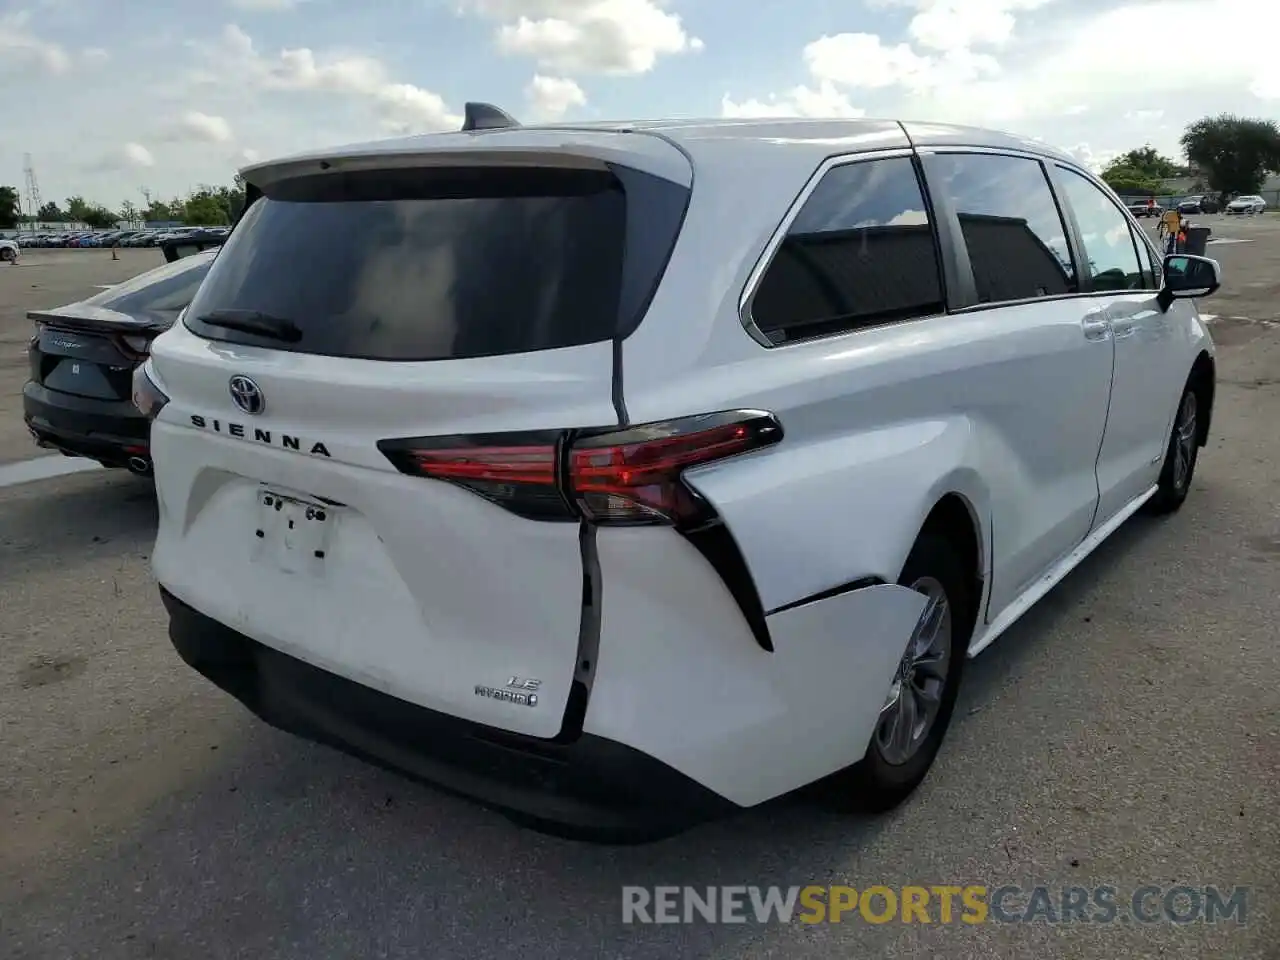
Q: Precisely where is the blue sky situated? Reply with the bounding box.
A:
[3,0,1277,209]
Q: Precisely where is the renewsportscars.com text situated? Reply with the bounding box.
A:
[621,885,1249,925]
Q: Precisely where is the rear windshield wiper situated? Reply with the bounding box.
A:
[194,309,303,343]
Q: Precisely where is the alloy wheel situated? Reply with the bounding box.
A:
[1173,391,1198,492]
[875,577,953,766]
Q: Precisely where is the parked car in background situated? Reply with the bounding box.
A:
[139,111,1221,840]
[1126,200,1162,218]
[1178,196,1220,215]
[24,249,215,474]
[1225,195,1266,215]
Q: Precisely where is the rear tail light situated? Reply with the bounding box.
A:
[119,334,152,358]
[378,410,783,528]
[568,412,782,525]
[379,410,782,652]
[131,364,170,420]
[379,431,568,522]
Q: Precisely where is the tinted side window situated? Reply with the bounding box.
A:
[1056,167,1146,292]
[751,156,943,343]
[928,153,1075,303]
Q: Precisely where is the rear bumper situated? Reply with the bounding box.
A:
[160,588,739,840]
[23,380,149,465]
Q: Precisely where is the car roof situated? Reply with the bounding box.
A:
[241,117,1078,191]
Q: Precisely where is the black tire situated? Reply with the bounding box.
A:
[1147,377,1203,515]
[0,247,15,262]
[824,532,976,814]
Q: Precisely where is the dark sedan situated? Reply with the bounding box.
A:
[23,250,216,473]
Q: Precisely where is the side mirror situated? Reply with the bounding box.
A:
[1161,254,1220,301]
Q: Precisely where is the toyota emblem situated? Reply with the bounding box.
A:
[228,375,265,415]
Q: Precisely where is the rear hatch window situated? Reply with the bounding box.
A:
[184,165,688,361]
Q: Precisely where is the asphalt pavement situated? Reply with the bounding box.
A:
[0,229,1277,959]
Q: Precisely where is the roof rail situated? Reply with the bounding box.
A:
[462,102,521,132]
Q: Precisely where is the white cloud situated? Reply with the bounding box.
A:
[82,46,109,63]
[178,111,235,143]
[805,33,1002,92]
[995,0,1280,114]
[721,81,865,119]
[893,0,1056,52]
[524,74,586,120]
[203,24,460,132]
[0,10,69,72]
[804,33,934,90]
[744,0,1280,146]
[1124,109,1164,125]
[462,0,702,75]
[123,143,156,168]
[1065,143,1116,173]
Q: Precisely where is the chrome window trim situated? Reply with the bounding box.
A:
[738,147,918,347]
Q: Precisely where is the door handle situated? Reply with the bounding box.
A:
[1081,309,1111,341]
[1109,315,1137,339]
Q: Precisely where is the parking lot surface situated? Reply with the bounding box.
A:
[1,229,1277,959]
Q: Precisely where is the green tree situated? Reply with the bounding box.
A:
[1107,145,1181,180]
[0,186,19,229]
[1101,166,1162,197]
[1181,114,1280,202]
[119,200,139,225]
[142,199,174,222]
[182,190,229,225]
[37,201,64,221]
[81,205,118,229]
[65,196,90,222]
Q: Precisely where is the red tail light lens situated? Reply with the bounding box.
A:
[378,431,572,522]
[378,411,782,527]
[568,412,782,525]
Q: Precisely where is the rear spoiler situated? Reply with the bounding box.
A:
[28,304,170,335]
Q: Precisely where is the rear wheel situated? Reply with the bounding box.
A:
[825,532,974,813]
[1147,379,1202,515]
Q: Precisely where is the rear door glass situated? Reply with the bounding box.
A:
[183,167,683,362]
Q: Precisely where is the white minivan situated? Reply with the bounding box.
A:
[135,108,1219,840]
